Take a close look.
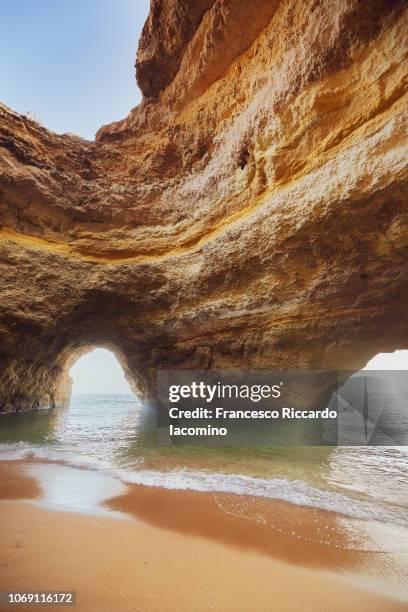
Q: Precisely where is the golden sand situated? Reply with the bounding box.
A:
[0,462,405,612]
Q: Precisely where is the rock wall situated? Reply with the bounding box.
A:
[0,0,407,411]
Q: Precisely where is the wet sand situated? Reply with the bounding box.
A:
[0,461,406,612]
[0,461,42,499]
[106,482,386,570]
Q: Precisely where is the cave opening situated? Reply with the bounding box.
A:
[0,0,150,139]
[363,349,408,370]
[69,347,134,395]
[332,349,408,445]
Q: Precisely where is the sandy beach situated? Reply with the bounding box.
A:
[0,461,407,612]
[1,0,408,609]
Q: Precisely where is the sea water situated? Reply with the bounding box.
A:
[0,394,407,530]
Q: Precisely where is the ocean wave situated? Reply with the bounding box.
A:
[117,468,408,525]
[0,442,406,526]
[0,442,112,470]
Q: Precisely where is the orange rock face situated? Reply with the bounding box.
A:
[0,0,407,411]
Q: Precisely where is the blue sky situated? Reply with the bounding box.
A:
[0,0,150,139]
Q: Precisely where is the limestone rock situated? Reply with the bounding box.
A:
[0,0,407,411]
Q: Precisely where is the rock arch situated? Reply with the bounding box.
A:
[0,0,408,411]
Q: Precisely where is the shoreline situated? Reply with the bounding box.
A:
[0,460,407,611]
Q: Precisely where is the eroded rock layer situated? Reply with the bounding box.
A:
[0,0,407,410]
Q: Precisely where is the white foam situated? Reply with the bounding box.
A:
[115,468,408,525]
[1,442,406,527]
[0,442,112,470]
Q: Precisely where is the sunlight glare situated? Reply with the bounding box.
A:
[69,348,132,394]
